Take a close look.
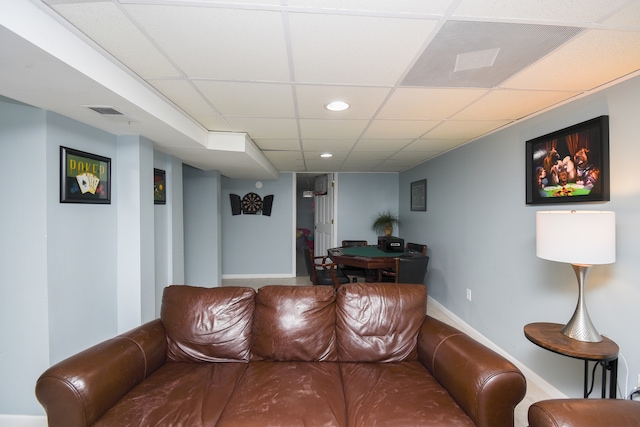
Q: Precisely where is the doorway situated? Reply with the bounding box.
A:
[295,173,336,277]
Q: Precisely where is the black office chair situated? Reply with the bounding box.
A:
[303,246,350,289]
[378,255,429,284]
[339,240,368,282]
[405,242,427,255]
[377,242,427,279]
[341,240,368,247]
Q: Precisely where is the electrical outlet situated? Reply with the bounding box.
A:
[466,288,472,301]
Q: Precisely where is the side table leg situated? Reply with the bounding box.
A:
[584,361,589,398]
[609,358,618,399]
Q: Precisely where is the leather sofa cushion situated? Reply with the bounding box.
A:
[161,285,255,362]
[217,361,346,427]
[336,283,426,362]
[94,362,247,427]
[341,361,475,427]
[251,285,337,361]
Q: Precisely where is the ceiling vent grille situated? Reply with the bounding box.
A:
[85,105,124,115]
[402,21,583,88]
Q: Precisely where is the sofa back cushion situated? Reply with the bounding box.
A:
[251,285,337,361]
[336,283,426,362]
[161,285,256,362]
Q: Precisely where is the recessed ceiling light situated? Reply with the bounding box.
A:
[320,153,333,158]
[325,101,350,112]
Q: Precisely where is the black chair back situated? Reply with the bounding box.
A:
[342,240,368,247]
[303,246,315,282]
[396,255,429,284]
[406,242,427,255]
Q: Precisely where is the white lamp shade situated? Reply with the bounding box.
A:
[536,210,616,265]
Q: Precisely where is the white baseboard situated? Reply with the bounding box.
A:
[428,297,567,400]
[0,415,47,427]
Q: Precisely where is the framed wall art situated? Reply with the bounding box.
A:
[410,179,427,211]
[154,168,166,205]
[526,116,609,205]
[60,146,111,204]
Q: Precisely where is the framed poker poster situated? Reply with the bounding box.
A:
[60,146,111,204]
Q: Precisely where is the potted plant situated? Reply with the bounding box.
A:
[371,210,402,237]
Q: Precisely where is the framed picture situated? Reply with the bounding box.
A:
[60,146,111,204]
[526,116,610,205]
[410,179,427,211]
[154,168,166,205]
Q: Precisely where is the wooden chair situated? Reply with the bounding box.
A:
[303,246,350,289]
[378,255,429,284]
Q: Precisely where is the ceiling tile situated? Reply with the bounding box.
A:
[299,119,368,139]
[192,115,234,132]
[377,88,487,119]
[225,117,299,138]
[352,139,414,151]
[603,1,640,28]
[301,139,357,151]
[262,150,305,170]
[390,151,437,162]
[424,120,510,139]
[405,139,468,152]
[288,12,438,85]
[452,0,630,23]
[373,159,420,171]
[194,81,295,117]
[363,120,440,139]
[503,29,640,91]
[338,162,383,172]
[50,2,181,79]
[288,0,455,15]
[124,4,290,81]
[295,85,391,119]
[345,151,398,160]
[149,79,219,117]
[453,89,579,120]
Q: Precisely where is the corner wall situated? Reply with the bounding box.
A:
[400,75,640,398]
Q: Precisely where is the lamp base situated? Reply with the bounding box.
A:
[561,264,602,343]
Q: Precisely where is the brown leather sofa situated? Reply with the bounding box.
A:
[529,398,640,427]
[36,283,526,427]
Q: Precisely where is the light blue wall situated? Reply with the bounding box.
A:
[0,98,185,415]
[399,74,640,398]
[337,173,400,245]
[183,166,222,286]
[45,113,120,361]
[154,153,184,316]
[0,98,50,415]
[221,174,294,277]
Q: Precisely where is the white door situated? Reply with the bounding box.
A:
[314,173,334,256]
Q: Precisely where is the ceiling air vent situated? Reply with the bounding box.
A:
[85,105,124,115]
[83,105,138,124]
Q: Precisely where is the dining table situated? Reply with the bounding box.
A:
[327,245,406,282]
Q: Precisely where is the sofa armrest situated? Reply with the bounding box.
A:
[418,315,526,427]
[35,319,167,427]
[529,399,640,427]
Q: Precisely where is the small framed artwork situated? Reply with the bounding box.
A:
[526,116,609,205]
[60,146,111,204]
[410,179,427,211]
[154,168,166,205]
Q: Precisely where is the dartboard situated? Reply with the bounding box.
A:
[241,192,263,214]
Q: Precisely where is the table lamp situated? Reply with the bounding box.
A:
[536,210,616,342]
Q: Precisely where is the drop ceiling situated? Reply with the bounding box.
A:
[1,0,640,179]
